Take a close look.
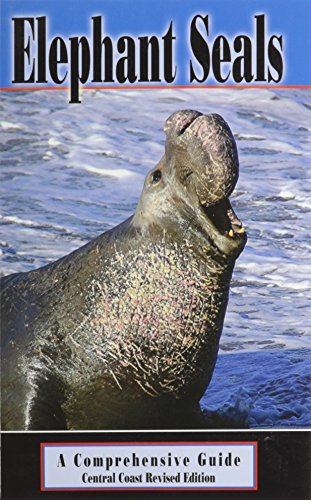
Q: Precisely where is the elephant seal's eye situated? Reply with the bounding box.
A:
[152,170,162,183]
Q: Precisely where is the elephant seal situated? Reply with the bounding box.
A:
[1,110,246,430]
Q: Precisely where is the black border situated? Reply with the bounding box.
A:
[2,430,311,500]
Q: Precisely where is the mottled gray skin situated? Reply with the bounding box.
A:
[1,110,247,430]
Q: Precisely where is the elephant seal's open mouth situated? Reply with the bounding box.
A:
[163,109,246,257]
[203,197,245,237]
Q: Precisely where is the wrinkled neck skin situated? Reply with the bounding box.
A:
[131,153,243,273]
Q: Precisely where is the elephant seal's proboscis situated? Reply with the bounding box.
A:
[1,109,247,430]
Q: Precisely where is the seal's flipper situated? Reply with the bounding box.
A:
[23,375,67,431]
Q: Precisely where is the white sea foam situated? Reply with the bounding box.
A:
[48,137,62,147]
[0,214,69,233]
[0,120,22,131]
[83,165,140,178]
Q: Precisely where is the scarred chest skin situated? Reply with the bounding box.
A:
[60,234,233,428]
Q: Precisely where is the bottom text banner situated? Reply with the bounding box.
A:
[41,441,258,491]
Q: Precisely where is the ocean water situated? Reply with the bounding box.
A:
[0,88,310,428]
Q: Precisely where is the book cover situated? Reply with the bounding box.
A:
[1,0,310,498]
